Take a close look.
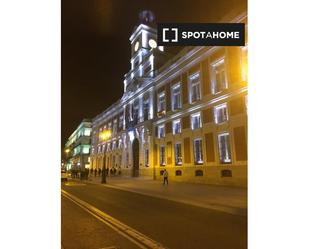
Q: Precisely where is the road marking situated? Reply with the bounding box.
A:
[61,189,166,249]
[63,182,86,186]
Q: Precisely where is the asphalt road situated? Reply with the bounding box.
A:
[61,181,247,249]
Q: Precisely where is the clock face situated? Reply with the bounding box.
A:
[134,41,140,52]
[149,39,157,49]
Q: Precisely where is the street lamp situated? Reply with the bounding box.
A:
[100,130,112,184]
[64,148,70,171]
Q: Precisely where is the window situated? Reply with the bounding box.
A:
[175,170,182,176]
[218,133,232,164]
[133,104,139,125]
[191,112,201,130]
[189,72,201,103]
[145,148,149,167]
[113,119,117,134]
[214,103,228,124]
[172,83,181,110]
[173,119,181,134]
[193,139,203,164]
[143,99,149,121]
[158,125,165,138]
[118,139,122,149]
[82,145,90,154]
[97,145,101,154]
[160,146,166,166]
[174,143,182,165]
[119,115,123,129]
[241,46,248,81]
[84,128,91,136]
[112,141,116,150]
[157,92,166,113]
[211,58,228,94]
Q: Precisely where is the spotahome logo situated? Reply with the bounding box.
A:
[157,23,245,46]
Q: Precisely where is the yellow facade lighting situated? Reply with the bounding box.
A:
[100,130,112,141]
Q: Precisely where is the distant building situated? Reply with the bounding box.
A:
[90,11,247,186]
[64,119,92,171]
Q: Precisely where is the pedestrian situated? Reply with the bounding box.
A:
[163,169,168,185]
[94,168,97,177]
[98,168,101,176]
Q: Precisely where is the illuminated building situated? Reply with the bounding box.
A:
[64,119,92,171]
[90,11,248,186]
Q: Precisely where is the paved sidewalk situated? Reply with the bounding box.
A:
[72,175,247,216]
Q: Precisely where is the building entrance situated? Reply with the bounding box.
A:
[132,138,139,177]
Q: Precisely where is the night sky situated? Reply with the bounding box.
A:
[61,0,246,148]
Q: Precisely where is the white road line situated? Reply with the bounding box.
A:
[61,189,167,249]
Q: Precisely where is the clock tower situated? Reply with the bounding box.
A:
[123,11,165,93]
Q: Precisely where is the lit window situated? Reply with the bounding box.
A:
[112,141,116,150]
[118,139,122,149]
[143,99,149,121]
[113,119,117,134]
[82,145,90,154]
[241,46,248,81]
[158,125,165,138]
[119,115,123,129]
[157,92,166,113]
[193,139,203,164]
[84,128,91,136]
[172,83,181,110]
[191,112,201,130]
[173,119,181,134]
[218,133,232,164]
[174,143,182,165]
[97,145,101,154]
[189,72,201,103]
[211,58,228,94]
[160,146,166,166]
[133,103,139,125]
[214,103,228,124]
[145,148,149,167]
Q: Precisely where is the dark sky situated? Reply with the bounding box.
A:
[61,0,246,148]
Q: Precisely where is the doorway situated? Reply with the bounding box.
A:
[132,138,139,177]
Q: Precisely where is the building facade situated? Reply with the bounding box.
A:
[90,11,248,186]
[65,119,92,171]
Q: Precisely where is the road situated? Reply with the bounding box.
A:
[61,181,247,249]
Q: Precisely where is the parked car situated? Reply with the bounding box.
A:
[61,169,68,182]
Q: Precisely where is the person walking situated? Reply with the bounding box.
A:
[163,169,168,185]
[94,168,97,177]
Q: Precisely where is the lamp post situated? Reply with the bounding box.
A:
[64,148,70,171]
[100,130,111,184]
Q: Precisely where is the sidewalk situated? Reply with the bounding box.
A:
[73,175,247,216]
